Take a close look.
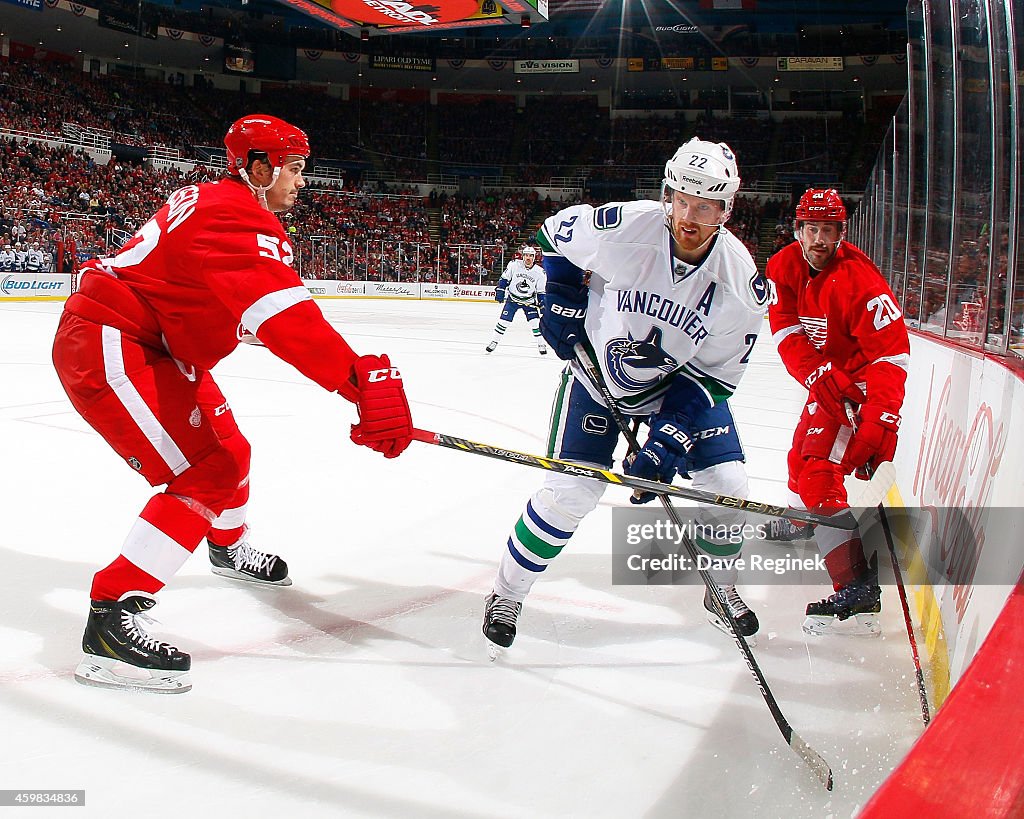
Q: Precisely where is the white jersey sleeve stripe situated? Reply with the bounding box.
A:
[101,326,191,476]
[120,516,194,583]
[684,360,738,392]
[241,286,312,335]
[873,353,910,371]
[772,324,805,346]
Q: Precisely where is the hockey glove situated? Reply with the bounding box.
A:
[841,405,900,477]
[807,363,866,423]
[494,285,506,303]
[349,354,413,459]
[624,415,694,504]
[540,281,588,360]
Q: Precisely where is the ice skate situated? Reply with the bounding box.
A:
[538,345,548,356]
[803,573,882,637]
[209,537,291,586]
[764,516,815,543]
[704,585,759,646]
[75,593,192,694]
[483,591,522,660]
[485,342,497,354]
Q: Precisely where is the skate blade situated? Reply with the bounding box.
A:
[706,612,758,647]
[210,566,293,586]
[74,657,192,694]
[802,612,881,637]
[485,639,509,662]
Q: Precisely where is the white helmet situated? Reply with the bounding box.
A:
[663,137,741,217]
[521,245,537,260]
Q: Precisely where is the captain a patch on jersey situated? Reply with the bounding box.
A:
[605,327,678,392]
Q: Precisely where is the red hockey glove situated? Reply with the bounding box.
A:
[842,404,900,476]
[807,363,866,423]
[349,354,413,458]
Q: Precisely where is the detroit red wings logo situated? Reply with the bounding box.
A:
[799,315,827,349]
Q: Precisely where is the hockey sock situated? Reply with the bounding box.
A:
[208,475,250,547]
[495,499,574,601]
[821,536,869,590]
[490,320,508,346]
[91,493,214,600]
[693,531,743,586]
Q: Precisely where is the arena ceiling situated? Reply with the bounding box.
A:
[50,0,909,46]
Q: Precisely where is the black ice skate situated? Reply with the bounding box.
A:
[704,585,759,646]
[209,538,291,586]
[483,591,522,659]
[764,516,815,543]
[803,564,882,637]
[75,593,192,694]
[485,342,497,354]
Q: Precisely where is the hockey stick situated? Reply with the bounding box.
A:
[844,402,931,727]
[410,432,855,530]
[574,343,834,791]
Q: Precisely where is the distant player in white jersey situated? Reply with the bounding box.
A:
[25,243,44,273]
[485,245,548,355]
[482,138,771,653]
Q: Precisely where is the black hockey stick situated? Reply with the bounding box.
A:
[410,432,855,530]
[845,402,931,727]
[574,342,834,791]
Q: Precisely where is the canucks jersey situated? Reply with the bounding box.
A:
[538,200,768,416]
[499,259,546,305]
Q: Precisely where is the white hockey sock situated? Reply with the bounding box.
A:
[494,498,575,602]
[490,320,508,346]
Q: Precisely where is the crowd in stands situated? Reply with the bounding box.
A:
[436,99,517,170]
[0,52,907,286]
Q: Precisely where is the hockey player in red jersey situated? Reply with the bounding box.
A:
[765,188,909,635]
[52,115,414,693]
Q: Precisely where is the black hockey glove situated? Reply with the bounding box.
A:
[623,415,693,504]
[540,281,588,360]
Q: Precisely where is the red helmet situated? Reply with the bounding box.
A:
[795,188,846,222]
[224,114,309,175]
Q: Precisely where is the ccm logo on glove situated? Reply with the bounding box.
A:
[804,361,832,389]
[366,367,402,383]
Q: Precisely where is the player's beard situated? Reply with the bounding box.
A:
[801,240,840,270]
[672,217,719,257]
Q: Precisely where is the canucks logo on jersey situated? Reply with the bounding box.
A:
[605,327,678,391]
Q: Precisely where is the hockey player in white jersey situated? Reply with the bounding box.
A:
[25,243,44,273]
[0,245,13,272]
[485,245,548,355]
[482,138,771,652]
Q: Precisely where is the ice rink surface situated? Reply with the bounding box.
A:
[0,298,925,818]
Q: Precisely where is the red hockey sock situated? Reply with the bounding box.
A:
[823,538,869,590]
[90,493,213,601]
[207,475,249,547]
